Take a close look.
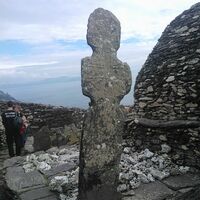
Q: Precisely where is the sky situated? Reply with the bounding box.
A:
[0,0,198,86]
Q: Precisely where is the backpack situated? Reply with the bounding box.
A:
[13,115,23,130]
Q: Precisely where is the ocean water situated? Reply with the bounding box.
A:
[1,80,133,108]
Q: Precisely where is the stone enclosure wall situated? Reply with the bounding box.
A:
[0,101,84,150]
[128,3,200,169]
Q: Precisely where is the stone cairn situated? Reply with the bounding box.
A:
[78,8,132,200]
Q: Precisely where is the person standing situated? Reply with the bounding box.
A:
[14,104,29,148]
[1,101,22,157]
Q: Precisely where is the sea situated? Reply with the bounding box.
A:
[1,79,133,109]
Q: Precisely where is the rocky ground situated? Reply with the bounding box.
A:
[0,140,200,200]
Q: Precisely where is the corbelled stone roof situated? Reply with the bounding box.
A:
[134,3,200,120]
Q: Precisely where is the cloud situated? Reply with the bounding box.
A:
[0,38,153,85]
[0,0,198,43]
[0,0,198,86]
[0,42,92,84]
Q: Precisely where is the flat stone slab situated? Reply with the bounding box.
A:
[162,173,200,190]
[41,163,76,177]
[3,156,24,168]
[39,196,58,200]
[176,186,200,200]
[123,181,174,200]
[19,186,57,200]
[5,167,46,192]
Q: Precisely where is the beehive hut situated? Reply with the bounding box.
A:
[130,3,200,169]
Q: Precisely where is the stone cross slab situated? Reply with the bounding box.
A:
[78,8,132,200]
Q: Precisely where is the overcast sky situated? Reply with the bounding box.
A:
[0,0,198,85]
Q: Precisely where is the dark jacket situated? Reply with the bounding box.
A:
[1,109,17,133]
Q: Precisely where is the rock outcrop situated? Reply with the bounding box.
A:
[78,8,132,200]
[128,3,200,169]
[0,90,16,102]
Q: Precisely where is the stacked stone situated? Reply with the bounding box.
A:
[131,3,200,169]
[3,145,199,200]
[0,101,84,149]
[135,3,200,120]
[0,101,84,131]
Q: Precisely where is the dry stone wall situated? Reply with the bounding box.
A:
[134,3,200,120]
[0,101,84,149]
[130,3,200,169]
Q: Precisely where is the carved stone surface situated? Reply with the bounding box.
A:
[78,8,132,200]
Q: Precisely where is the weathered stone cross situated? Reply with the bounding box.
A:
[78,8,132,200]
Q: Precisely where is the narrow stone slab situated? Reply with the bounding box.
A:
[3,156,24,168]
[162,173,200,190]
[39,196,58,200]
[41,163,76,177]
[174,186,200,200]
[131,181,174,200]
[5,167,46,192]
[19,186,56,200]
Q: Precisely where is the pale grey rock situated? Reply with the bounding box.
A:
[181,145,188,150]
[58,148,68,155]
[122,190,135,196]
[124,147,131,154]
[5,167,46,193]
[187,58,200,64]
[24,136,34,153]
[58,153,79,163]
[143,149,154,158]
[189,27,198,32]
[26,154,37,162]
[139,97,153,101]
[49,176,69,192]
[42,163,76,177]
[138,174,149,184]
[166,76,175,82]
[130,180,141,189]
[36,161,51,171]
[179,166,190,174]
[38,153,52,162]
[139,102,147,108]
[159,135,167,141]
[185,103,198,108]
[23,163,35,173]
[3,156,24,168]
[119,148,190,192]
[147,86,154,93]
[46,147,59,154]
[150,168,170,180]
[117,184,128,192]
[161,144,171,153]
[175,26,188,33]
